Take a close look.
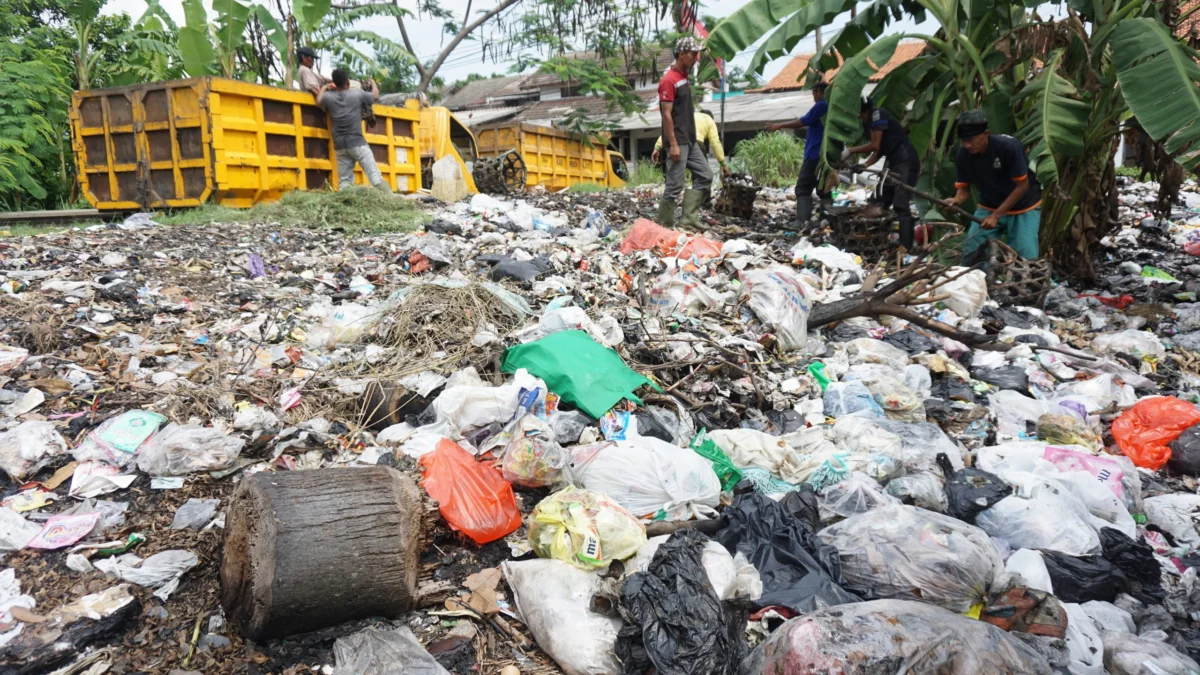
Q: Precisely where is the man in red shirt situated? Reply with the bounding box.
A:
[657,36,712,229]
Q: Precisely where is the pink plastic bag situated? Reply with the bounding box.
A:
[1043,445,1124,500]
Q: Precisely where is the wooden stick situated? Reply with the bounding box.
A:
[856,167,987,225]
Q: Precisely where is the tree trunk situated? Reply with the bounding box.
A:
[220,467,423,641]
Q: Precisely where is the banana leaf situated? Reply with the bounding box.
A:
[213,0,251,59]
[252,5,289,60]
[293,0,332,33]
[1112,17,1200,172]
[819,34,903,165]
[1015,49,1090,185]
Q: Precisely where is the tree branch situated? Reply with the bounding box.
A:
[393,0,429,80]
[416,0,523,92]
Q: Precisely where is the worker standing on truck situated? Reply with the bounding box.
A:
[317,70,389,192]
[765,80,830,225]
[946,109,1042,264]
[657,36,712,229]
[651,109,730,206]
[296,47,329,95]
[844,97,921,250]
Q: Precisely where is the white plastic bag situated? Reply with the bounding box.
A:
[1080,600,1135,634]
[844,338,909,371]
[1004,549,1053,593]
[1063,602,1105,675]
[647,271,724,316]
[94,549,197,600]
[976,492,1101,556]
[628,535,761,602]
[0,420,68,480]
[503,559,621,675]
[817,472,899,524]
[817,504,1001,612]
[0,508,41,554]
[569,438,721,520]
[1143,494,1200,549]
[419,369,546,445]
[932,268,988,319]
[1092,329,1166,360]
[885,472,948,513]
[708,429,792,473]
[136,424,245,476]
[1102,630,1200,675]
[333,626,449,675]
[740,266,811,351]
[822,381,885,419]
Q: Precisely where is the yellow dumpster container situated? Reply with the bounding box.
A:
[474,123,626,190]
[70,77,421,210]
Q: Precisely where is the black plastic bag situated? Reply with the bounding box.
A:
[634,412,673,443]
[1041,550,1130,603]
[883,329,938,355]
[970,365,1029,392]
[780,484,821,533]
[764,409,805,435]
[714,493,859,613]
[1100,527,1165,604]
[930,377,976,403]
[937,453,1011,524]
[615,529,746,675]
[1168,424,1200,476]
[982,305,1036,329]
[489,256,552,282]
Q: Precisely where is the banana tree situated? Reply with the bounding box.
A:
[112,0,183,85]
[65,0,107,89]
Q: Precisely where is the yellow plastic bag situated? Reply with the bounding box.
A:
[529,487,646,570]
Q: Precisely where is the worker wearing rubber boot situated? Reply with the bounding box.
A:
[766,80,831,226]
[845,98,921,250]
[947,110,1042,266]
[657,36,712,229]
[651,108,730,208]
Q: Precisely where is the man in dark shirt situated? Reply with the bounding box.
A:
[657,36,712,229]
[766,80,830,225]
[845,97,921,249]
[946,109,1042,263]
[316,69,389,192]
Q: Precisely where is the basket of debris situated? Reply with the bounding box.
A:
[828,203,894,260]
[715,174,763,219]
[985,238,1052,307]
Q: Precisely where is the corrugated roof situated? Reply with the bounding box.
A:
[754,41,926,92]
[612,90,822,130]
[440,75,532,110]
[456,106,525,127]
[1180,0,1200,41]
[511,91,658,126]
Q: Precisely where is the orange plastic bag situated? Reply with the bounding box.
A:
[620,218,686,256]
[420,439,523,545]
[1112,396,1200,470]
[676,236,723,262]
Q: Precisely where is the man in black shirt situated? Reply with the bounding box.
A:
[845,98,921,249]
[946,109,1042,264]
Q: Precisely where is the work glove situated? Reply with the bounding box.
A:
[851,163,866,173]
[841,147,853,162]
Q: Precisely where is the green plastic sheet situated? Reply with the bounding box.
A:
[690,429,744,491]
[500,330,659,419]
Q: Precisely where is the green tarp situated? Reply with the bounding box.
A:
[500,330,659,419]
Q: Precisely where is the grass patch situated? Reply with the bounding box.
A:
[1116,165,1146,179]
[0,223,78,238]
[158,187,428,233]
[729,132,807,188]
[566,182,609,193]
[627,162,664,186]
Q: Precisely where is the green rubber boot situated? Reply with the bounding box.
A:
[657,196,676,228]
[681,189,703,229]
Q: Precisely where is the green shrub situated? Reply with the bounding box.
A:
[566,182,608,193]
[159,187,428,233]
[729,132,807,188]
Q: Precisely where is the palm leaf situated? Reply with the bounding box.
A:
[1112,17,1200,171]
[1015,48,1090,184]
[819,34,903,164]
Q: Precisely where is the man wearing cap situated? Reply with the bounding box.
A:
[845,97,921,249]
[296,47,329,96]
[657,36,712,229]
[947,109,1042,263]
[651,108,729,206]
[766,80,830,225]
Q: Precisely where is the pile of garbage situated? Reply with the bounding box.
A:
[2,177,1200,674]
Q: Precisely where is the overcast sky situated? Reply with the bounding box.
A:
[100,0,942,84]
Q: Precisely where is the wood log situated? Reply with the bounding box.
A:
[221,467,423,641]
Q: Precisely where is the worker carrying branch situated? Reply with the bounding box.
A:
[765,80,830,226]
[651,108,730,207]
[946,109,1042,264]
[656,36,712,229]
[844,97,921,250]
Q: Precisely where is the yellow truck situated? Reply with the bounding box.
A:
[473,122,627,192]
[70,77,421,210]
[68,77,628,210]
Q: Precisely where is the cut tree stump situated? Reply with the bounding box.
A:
[221,467,423,641]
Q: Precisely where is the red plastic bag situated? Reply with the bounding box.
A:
[676,236,722,262]
[1185,241,1200,256]
[620,218,686,256]
[420,439,523,545]
[1112,396,1200,470]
